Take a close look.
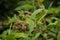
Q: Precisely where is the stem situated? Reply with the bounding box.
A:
[10,23,12,30]
[39,13,46,22]
[48,1,53,9]
[32,0,36,10]
[36,0,41,8]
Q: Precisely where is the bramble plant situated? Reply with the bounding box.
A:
[0,0,60,40]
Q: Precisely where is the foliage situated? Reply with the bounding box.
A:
[0,0,60,40]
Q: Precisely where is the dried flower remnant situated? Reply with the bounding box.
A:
[24,11,31,15]
[18,14,23,18]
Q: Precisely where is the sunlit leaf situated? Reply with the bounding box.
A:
[39,0,44,3]
[31,9,43,19]
[26,18,35,33]
[14,33,28,38]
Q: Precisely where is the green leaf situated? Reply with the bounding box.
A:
[22,4,34,9]
[39,0,44,3]
[47,8,60,14]
[14,33,28,38]
[43,33,47,39]
[8,14,20,24]
[1,30,15,40]
[32,32,40,40]
[6,35,15,40]
[31,9,43,19]
[48,38,54,40]
[27,18,35,33]
[37,10,47,24]
[56,19,60,27]
[36,10,46,21]
[57,32,60,40]
[48,1,53,8]
[17,10,24,15]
